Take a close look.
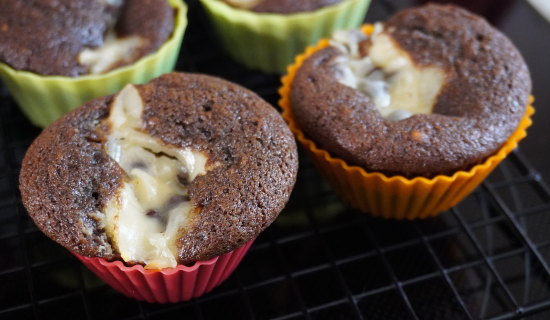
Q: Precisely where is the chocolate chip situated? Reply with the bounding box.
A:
[146,209,167,225]
[177,169,189,186]
[171,194,190,204]
[164,194,191,212]
[130,161,148,171]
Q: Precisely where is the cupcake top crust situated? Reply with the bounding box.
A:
[223,0,343,14]
[0,0,174,77]
[290,4,531,178]
[20,73,299,268]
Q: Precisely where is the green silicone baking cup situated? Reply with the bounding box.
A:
[0,0,187,128]
[199,0,371,73]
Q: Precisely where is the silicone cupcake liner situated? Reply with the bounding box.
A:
[279,26,535,219]
[0,0,187,129]
[199,0,371,73]
[74,239,255,303]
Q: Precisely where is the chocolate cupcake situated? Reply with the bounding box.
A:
[291,4,531,178]
[20,72,298,300]
[0,0,187,128]
[280,4,534,219]
[0,0,173,76]
[199,0,371,73]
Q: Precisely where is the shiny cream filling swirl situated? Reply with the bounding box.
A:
[331,23,446,121]
[102,85,207,270]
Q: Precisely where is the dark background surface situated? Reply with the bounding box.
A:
[1,0,550,319]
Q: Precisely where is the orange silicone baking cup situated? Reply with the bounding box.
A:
[279,24,535,220]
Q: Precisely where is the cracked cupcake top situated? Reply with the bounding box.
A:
[20,73,298,268]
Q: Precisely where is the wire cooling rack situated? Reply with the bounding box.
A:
[2,0,550,319]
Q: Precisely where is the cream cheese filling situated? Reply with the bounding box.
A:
[103,85,207,270]
[78,1,147,75]
[331,23,446,121]
[79,33,145,75]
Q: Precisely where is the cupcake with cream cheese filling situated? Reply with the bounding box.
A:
[0,0,174,76]
[0,0,187,129]
[20,72,299,268]
[289,4,531,178]
[279,4,534,219]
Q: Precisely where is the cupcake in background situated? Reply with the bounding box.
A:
[0,0,187,128]
[199,0,371,73]
[279,4,534,219]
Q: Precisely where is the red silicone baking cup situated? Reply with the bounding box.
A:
[73,239,255,303]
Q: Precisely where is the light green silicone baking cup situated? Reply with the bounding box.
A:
[199,0,371,73]
[0,0,187,128]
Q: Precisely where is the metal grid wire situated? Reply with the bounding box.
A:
[2,0,550,319]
